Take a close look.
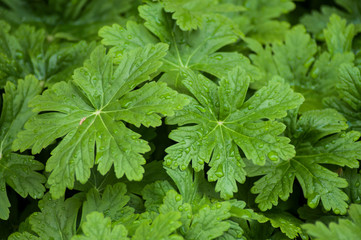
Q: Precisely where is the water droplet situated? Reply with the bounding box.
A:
[165,159,172,166]
[187,213,192,219]
[180,164,187,170]
[340,132,346,138]
[173,162,178,168]
[215,165,224,178]
[324,144,329,149]
[334,209,341,214]
[308,195,320,208]
[216,203,222,209]
[331,140,336,144]
[212,54,223,60]
[248,105,254,110]
[178,205,184,211]
[197,159,204,165]
[353,135,359,141]
[258,144,264,148]
[356,182,360,187]
[185,148,191,153]
[97,133,102,139]
[267,151,278,161]
[127,35,132,39]
[175,194,182,202]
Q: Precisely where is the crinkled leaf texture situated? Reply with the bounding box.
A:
[165,67,304,199]
[248,19,354,111]
[13,43,188,198]
[160,0,242,31]
[325,64,361,131]
[0,75,45,220]
[247,109,361,214]
[72,212,129,240]
[8,193,82,240]
[99,2,259,91]
[303,204,361,240]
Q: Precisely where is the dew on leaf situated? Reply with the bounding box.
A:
[267,151,278,161]
[175,194,182,202]
[215,164,224,178]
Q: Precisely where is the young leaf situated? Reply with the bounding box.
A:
[13,44,188,198]
[165,68,303,199]
[8,193,82,239]
[248,109,361,214]
[73,212,129,240]
[303,204,361,239]
[248,23,354,111]
[81,183,136,226]
[132,212,183,240]
[0,75,45,220]
[99,2,259,91]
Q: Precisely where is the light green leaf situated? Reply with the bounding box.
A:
[0,75,45,220]
[72,212,129,240]
[132,212,183,240]
[10,193,82,239]
[99,2,259,91]
[165,68,303,199]
[303,204,361,240]
[81,183,136,226]
[13,44,187,198]
[324,14,355,56]
[248,109,361,214]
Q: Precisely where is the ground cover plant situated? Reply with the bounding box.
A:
[1,0,361,239]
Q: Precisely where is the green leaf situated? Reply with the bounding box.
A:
[0,75,45,220]
[301,0,361,36]
[0,21,94,88]
[160,0,242,31]
[342,168,361,204]
[81,183,136,226]
[303,204,361,240]
[10,193,82,239]
[13,44,187,198]
[165,68,303,199]
[324,14,355,56]
[248,109,361,214]
[0,0,134,41]
[324,64,361,131]
[72,212,129,240]
[99,2,259,91]
[222,0,295,43]
[132,212,183,240]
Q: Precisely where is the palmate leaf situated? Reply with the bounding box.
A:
[72,212,129,240]
[160,0,243,31]
[300,0,361,36]
[247,109,361,214]
[303,204,361,240]
[0,75,45,220]
[325,64,361,131]
[221,0,295,43]
[99,2,259,91]
[165,68,303,199]
[0,21,94,88]
[13,44,188,198]
[248,19,355,111]
[8,193,83,240]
